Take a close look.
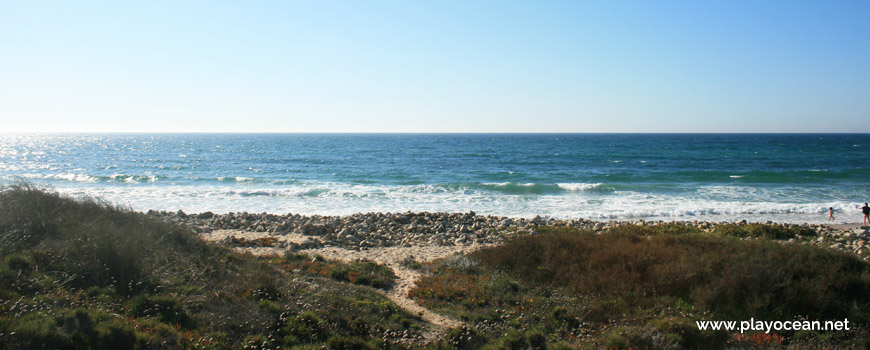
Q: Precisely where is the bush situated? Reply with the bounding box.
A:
[444,327,487,350]
[2,308,137,350]
[92,317,137,350]
[326,335,373,350]
[712,223,816,240]
[0,184,212,296]
[5,313,68,349]
[0,185,421,349]
[129,295,193,328]
[281,311,331,344]
[275,255,397,290]
[471,227,870,321]
[410,225,870,348]
[602,325,682,350]
[5,254,32,272]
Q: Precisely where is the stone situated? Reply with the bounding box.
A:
[299,238,322,249]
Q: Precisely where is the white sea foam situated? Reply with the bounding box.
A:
[556,183,603,191]
[4,133,865,225]
[109,174,139,183]
[40,180,860,225]
[0,164,27,172]
[51,173,99,183]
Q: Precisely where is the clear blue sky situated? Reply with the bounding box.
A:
[1,1,868,133]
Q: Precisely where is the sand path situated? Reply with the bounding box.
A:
[307,246,475,342]
[200,230,492,342]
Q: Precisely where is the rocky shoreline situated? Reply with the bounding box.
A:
[147,210,870,259]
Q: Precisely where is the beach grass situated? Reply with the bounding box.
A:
[0,184,421,349]
[3,184,869,349]
[410,225,870,349]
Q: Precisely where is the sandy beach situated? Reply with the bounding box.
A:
[180,210,870,264]
[164,209,870,256]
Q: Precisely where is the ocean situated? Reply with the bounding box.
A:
[1,133,868,224]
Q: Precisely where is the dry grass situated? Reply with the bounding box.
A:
[0,184,421,349]
[410,225,870,349]
[274,252,397,290]
[473,227,869,321]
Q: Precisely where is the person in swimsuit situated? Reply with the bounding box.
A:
[829,207,835,221]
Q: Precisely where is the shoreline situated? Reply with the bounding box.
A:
[150,209,868,233]
[179,209,870,342]
[144,209,870,261]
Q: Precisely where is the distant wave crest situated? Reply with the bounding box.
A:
[556,183,603,191]
[21,173,161,184]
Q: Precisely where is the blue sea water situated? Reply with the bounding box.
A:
[1,133,868,224]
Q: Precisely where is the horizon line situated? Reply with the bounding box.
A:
[2,131,869,135]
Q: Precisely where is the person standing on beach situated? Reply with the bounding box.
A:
[829,207,835,221]
[863,203,870,225]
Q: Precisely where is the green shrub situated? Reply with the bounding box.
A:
[5,254,32,272]
[526,330,546,349]
[0,185,422,349]
[248,266,284,301]
[276,255,396,290]
[129,295,193,328]
[410,225,870,348]
[92,317,136,350]
[712,223,816,240]
[241,334,270,349]
[281,311,331,344]
[326,335,373,350]
[471,228,870,321]
[444,327,487,350]
[499,329,528,350]
[650,316,727,349]
[548,341,573,350]
[647,222,704,235]
[3,308,137,350]
[258,299,282,313]
[5,313,68,349]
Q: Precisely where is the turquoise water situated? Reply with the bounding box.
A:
[1,133,868,223]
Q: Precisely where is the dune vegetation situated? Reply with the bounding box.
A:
[410,225,870,349]
[2,184,869,349]
[0,185,421,350]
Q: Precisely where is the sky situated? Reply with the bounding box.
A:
[1,1,868,133]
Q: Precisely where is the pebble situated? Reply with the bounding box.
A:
[147,210,870,260]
